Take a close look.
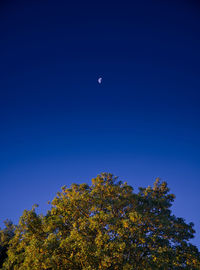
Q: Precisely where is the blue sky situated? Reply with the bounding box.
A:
[0,0,200,246]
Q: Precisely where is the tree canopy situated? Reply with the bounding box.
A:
[0,220,15,268]
[1,173,200,269]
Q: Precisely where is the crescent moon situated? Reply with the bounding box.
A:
[98,77,102,84]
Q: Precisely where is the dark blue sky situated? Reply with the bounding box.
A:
[1,0,200,245]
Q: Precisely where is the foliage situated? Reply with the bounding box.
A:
[1,173,200,269]
[0,220,15,268]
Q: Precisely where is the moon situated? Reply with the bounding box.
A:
[98,77,102,84]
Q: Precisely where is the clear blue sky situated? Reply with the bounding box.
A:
[0,0,200,246]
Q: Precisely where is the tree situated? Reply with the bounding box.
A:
[2,173,200,269]
[0,220,15,268]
